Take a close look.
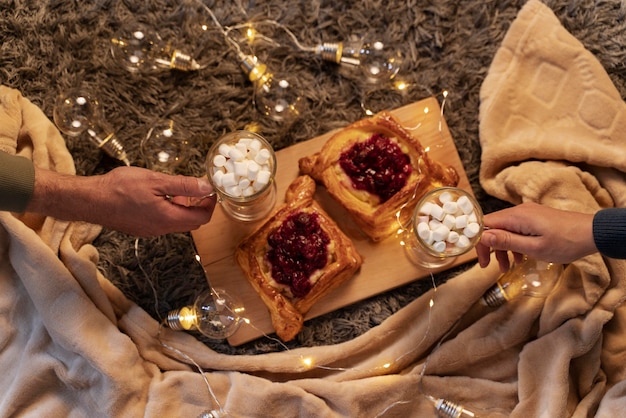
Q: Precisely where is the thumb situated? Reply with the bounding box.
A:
[165,175,215,198]
[481,229,532,255]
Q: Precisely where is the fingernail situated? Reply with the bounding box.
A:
[481,231,495,246]
[198,177,214,194]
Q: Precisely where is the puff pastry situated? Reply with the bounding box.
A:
[299,111,459,241]
[235,175,363,342]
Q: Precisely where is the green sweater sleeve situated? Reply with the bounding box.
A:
[0,152,35,213]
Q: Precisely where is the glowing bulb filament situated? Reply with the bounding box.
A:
[178,306,197,330]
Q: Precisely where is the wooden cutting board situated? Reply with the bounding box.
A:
[191,96,475,346]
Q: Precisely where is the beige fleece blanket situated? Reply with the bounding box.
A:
[2,0,626,416]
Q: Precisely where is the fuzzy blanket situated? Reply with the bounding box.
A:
[3,0,626,416]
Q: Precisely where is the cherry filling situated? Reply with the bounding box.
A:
[339,133,412,203]
[266,211,331,298]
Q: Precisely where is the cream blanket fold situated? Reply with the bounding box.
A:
[3,1,626,416]
[480,0,626,417]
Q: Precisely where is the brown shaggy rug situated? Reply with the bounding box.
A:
[2,0,625,354]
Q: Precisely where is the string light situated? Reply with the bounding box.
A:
[127,65,494,414]
[315,35,404,83]
[480,256,563,307]
[53,88,130,166]
[110,22,203,73]
[141,118,191,174]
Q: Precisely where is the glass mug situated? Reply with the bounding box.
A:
[404,187,483,269]
[205,130,277,222]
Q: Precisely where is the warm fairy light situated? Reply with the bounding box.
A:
[429,299,434,308]
[301,357,314,368]
[393,80,409,91]
[243,122,262,133]
[382,363,391,369]
[245,26,257,43]
[424,106,429,114]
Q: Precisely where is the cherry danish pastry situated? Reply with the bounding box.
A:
[299,111,459,241]
[235,175,363,342]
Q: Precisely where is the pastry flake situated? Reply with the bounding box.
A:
[235,175,363,342]
[299,111,459,241]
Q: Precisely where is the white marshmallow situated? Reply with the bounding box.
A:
[443,201,458,214]
[428,219,442,230]
[255,148,271,165]
[464,222,481,238]
[247,161,260,180]
[213,154,227,167]
[221,172,237,188]
[225,185,242,197]
[423,230,435,245]
[253,170,271,191]
[432,241,447,253]
[432,225,450,242]
[249,139,262,152]
[457,235,471,248]
[228,148,245,161]
[218,143,231,156]
[238,178,251,189]
[457,195,474,214]
[419,201,434,216]
[454,214,468,229]
[439,191,453,204]
[447,231,460,244]
[242,186,255,197]
[237,137,252,147]
[417,222,431,240]
[212,170,224,187]
[234,160,248,177]
[430,203,445,221]
[443,214,456,229]
[235,142,248,155]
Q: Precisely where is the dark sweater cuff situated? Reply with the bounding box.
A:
[0,153,35,213]
[593,208,626,259]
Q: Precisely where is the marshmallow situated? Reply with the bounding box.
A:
[457,235,471,248]
[464,222,481,238]
[430,204,445,221]
[457,195,474,215]
[213,154,227,167]
[447,231,460,244]
[432,225,450,242]
[432,241,447,253]
[221,172,237,188]
[439,191,453,204]
[417,222,431,240]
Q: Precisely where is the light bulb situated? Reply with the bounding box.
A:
[239,53,304,122]
[480,256,563,308]
[141,118,190,174]
[53,88,130,166]
[316,36,403,83]
[166,288,244,339]
[197,410,233,418]
[110,22,201,73]
[428,396,477,418]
